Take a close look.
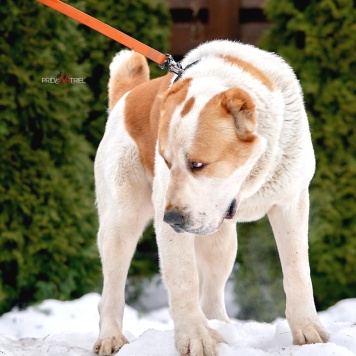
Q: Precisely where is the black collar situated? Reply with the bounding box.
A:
[173,60,200,83]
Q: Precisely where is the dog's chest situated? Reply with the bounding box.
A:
[235,200,272,222]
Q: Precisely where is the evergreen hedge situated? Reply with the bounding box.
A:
[0,0,99,314]
[78,0,171,149]
[235,219,285,321]
[258,0,356,311]
[0,0,170,314]
[263,0,356,309]
[234,0,356,320]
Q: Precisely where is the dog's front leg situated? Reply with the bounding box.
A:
[93,182,153,355]
[155,220,226,356]
[268,188,329,345]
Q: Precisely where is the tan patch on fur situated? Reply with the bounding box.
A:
[124,73,174,174]
[165,203,173,211]
[221,55,275,91]
[221,88,257,141]
[181,97,195,117]
[108,53,150,111]
[189,90,257,178]
[158,78,192,161]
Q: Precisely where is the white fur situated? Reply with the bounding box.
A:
[94,41,329,356]
[109,50,134,77]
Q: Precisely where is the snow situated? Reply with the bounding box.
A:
[0,292,355,356]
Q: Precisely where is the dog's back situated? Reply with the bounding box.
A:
[108,50,149,111]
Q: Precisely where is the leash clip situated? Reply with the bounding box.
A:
[159,54,184,77]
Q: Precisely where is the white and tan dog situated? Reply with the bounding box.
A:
[93,40,329,356]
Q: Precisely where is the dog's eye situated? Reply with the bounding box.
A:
[189,161,205,171]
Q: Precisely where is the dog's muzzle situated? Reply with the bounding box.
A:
[163,209,185,233]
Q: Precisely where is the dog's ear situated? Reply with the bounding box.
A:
[221,88,257,141]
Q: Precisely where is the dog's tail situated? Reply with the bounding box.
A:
[108,50,150,111]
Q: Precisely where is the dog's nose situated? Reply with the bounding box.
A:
[163,209,185,230]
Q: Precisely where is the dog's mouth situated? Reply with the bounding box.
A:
[225,199,237,220]
[166,199,238,235]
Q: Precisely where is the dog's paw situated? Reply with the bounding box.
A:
[93,334,128,356]
[291,320,329,345]
[175,322,226,356]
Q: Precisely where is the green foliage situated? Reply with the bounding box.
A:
[235,219,285,321]
[77,0,171,150]
[0,0,170,314]
[0,0,101,314]
[258,0,356,310]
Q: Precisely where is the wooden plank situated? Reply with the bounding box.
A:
[168,0,269,53]
[168,0,208,9]
[206,0,239,40]
[169,23,207,55]
[240,0,265,8]
[239,22,271,44]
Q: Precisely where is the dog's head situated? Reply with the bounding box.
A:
[158,78,266,235]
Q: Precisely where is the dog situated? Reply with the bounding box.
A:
[93,40,329,356]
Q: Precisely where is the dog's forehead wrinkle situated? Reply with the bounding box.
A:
[165,81,233,166]
[166,105,200,160]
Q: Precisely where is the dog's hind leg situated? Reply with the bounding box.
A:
[94,141,153,356]
[195,222,237,322]
[268,189,329,345]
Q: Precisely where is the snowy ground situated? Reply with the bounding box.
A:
[0,290,355,356]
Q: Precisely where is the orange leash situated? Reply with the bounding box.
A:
[36,0,182,73]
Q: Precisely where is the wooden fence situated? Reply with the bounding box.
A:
[167,0,270,56]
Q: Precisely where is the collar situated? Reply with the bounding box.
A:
[173,60,200,83]
[159,54,200,83]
